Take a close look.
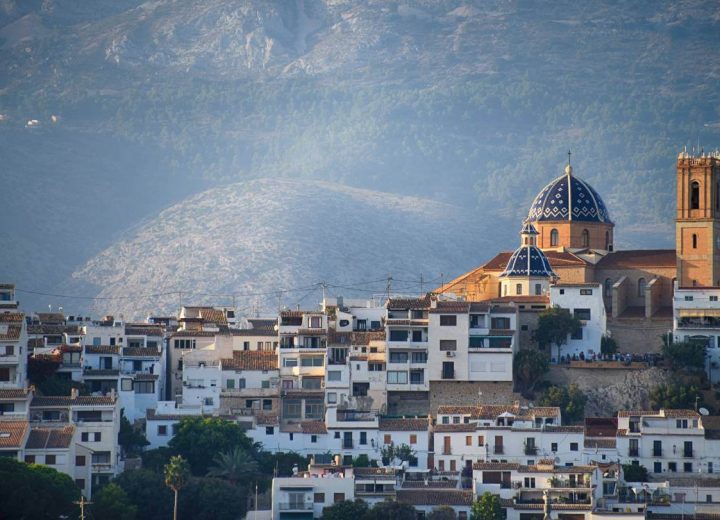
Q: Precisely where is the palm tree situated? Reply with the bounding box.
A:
[206,447,259,485]
[165,455,190,520]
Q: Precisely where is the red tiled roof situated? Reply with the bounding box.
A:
[584,439,617,449]
[230,328,278,337]
[123,347,161,357]
[125,325,164,336]
[199,308,228,325]
[617,409,699,418]
[433,423,476,433]
[85,345,120,355]
[300,421,327,434]
[221,351,277,371]
[31,395,116,407]
[585,417,618,437]
[386,296,431,309]
[437,404,560,420]
[0,421,28,448]
[25,426,74,450]
[0,388,30,399]
[396,489,473,506]
[327,330,385,346]
[484,251,587,271]
[379,418,428,431]
[596,249,676,269]
[429,301,470,313]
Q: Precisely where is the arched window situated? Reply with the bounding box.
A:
[581,229,590,248]
[516,283,522,295]
[605,231,610,250]
[638,277,646,297]
[550,228,559,247]
[604,278,613,297]
[691,181,700,210]
[692,233,698,249]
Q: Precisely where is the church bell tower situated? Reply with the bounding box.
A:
[676,150,720,287]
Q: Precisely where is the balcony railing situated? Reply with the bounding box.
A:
[494,446,504,455]
[524,446,538,455]
[343,440,354,449]
[628,448,639,457]
[278,502,313,511]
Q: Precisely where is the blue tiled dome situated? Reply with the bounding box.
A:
[500,245,557,278]
[527,168,612,224]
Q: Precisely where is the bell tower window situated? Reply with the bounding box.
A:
[638,278,646,297]
[550,229,559,247]
[691,181,700,210]
[516,284,522,295]
[692,234,698,249]
[581,229,590,248]
[605,231,610,250]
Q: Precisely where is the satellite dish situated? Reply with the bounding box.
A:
[699,407,710,416]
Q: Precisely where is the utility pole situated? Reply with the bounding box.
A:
[255,482,259,513]
[74,496,92,520]
[385,277,393,301]
[419,273,424,295]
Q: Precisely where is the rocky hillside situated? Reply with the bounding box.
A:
[1,0,719,310]
[65,179,491,318]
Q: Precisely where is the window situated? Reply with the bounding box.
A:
[92,452,110,464]
[300,357,324,367]
[327,392,337,404]
[265,426,274,435]
[24,455,35,463]
[283,358,298,367]
[226,379,235,390]
[693,233,698,249]
[369,362,384,371]
[691,181,700,210]
[314,493,325,503]
[410,434,417,444]
[570,442,578,451]
[327,371,342,381]
[450,460,456,471]
[302,378,322,389]
[305,401,324,419]
[684,462,693,473]
[677,419,689,429]
[654,462,662,473]
[712,296,719,302]
[439,315,457,326]
[158,425,168,436]
[491,317,510,329]
[605,231,610,250]
[174,339,196,349]
[410,369,424,384]
[389,330,408,342]
[311,435,318,443]
[582,229,589,248]
[81,432,89,442]
[685,295,694,301]
[478,436,485,447]
[121,378,133,391]
[550,228,559,246]
[551,443,558,452]
[333,493,345,503]
[411,351,427,363]
[263,399,272,411]
[76,455,86,466]
[360,432,367,445]
[524,477,536,488]
[571,328,583,340]
[389,352,409,363]
[535,283,542,296]
[604,278,612,297]
[466,435,472,446]
[580,289,593,295]
[384,434,391,444]
[638,277,646,297]
[387,371,408,384]
[669,462,677,472]
[439,340,457,351]
[309,316,322,328]
[243,341,250,350]
[45,455,56,465]
[574,308,591,320]
[516,283,522,295]
[134,381,154,394]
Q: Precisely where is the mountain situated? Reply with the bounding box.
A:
[64,179,493,318]
[1,0,719,311]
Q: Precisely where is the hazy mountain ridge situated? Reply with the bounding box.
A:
[67,179,492,317]
[1,0,718,311]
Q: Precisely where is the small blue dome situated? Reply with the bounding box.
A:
[500,245,557,278]
[527,170,612,224]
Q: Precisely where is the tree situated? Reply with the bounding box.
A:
[255,451,309,478]
[169,417,255,475]
[180,477,249,520]
[513,349,549,394]
[206,446,259,484]
[366,500,417,520]
[662,340,706,371]
[352,453,373,467]
[0,458,80,519]
[622,464,649,482]
[165,455,191,520]
[91,482,138,520]
[538,384,588,423]
[471,492,503,520]
[114,469,173,520]
[119,414,149,457]
[600,335,618,355]
[428,505,458,520]
[321,499,370,520]
[141,446,175,472]
[380,443,416,466]
[533,306,582,361]
[650,382,703,410]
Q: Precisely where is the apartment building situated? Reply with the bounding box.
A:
[0,310,28,389]
[219,350,279,419]
[673,284,720,382]
[549,283,607,362]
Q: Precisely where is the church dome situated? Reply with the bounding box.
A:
[500,235,557,278]
[527,167,612,224]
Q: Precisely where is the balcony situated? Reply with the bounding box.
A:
[524,446,538,456]
[683,449,693,458]
[442,370,455,380]
[628,448,639,457]
[343,439,354,450]
[278,502,313,511]
[494,446,504,455]
[0,353,19,364]
[550,478,592,489]
[336,409,378,422]
[92,463,114,472]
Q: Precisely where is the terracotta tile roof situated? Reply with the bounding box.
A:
[469,303,491,312]
[379,418,428,431]
[31,395,116,407]
[437,405,483,416]
[328,330,385,346]
[85,345,120,355]
[60,344,82,353]
[300,421,327,434]
[25,426,74,450]
[484,251,587,271]
[230,328,278,337]
[125,325,164,336]
[83,368,120,377]
[0,312,24,322]
[221,351,278,371]
[247,319,277,330]
[171,330,217,337]
[133,373,159,381]
[255,413,278,425]
[35,313,65,323]
[596,249,676,269]
[0,420,28,448]
[296,329,327,336]
[199,308,227,325]
[433,423,477,433]
[617,409,699,418]
[123,347,161,357]
[585,417,618,437]
[0,318,22,340]
[584,438,617,449]
[0,388,30,399]
[662,409,700,418]
[402,480,458,489]
[491,295,549,305]
[429,301,470,314]
[279,310,304,318]
[473,462,521,470]
[545,425,584,433]
[437,404,560,420]
[386,296,431,309]
[553,282,601,288]
[397,489,473,506]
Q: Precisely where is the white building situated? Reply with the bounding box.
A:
[145,401,204,449]
[673,284,720,382]
[0,311,28,389]
[549,283,607,362]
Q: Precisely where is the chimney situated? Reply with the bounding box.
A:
[110,387,117,401]
[70,387,79,400]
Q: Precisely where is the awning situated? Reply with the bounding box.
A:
[678,309,720,318]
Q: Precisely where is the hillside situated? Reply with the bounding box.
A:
[65,179,492,317]
[1,0,719,309]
